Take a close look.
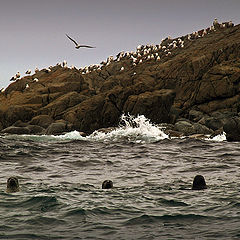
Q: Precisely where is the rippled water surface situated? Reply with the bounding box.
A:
[0,116,240,239]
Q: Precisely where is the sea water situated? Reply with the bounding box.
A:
[0,114,239,239]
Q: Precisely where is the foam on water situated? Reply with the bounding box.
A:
[2,131,85,142]
[87,114,169,143]
[2,114,227,143]
[206,132,227,142]
[2,114,168,143]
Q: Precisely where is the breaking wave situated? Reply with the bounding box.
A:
[3,114,168,143]
[2,114,227,143]
[87,114,168,143]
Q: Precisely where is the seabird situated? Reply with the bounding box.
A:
[229,20,234,27]
[15,71,20,79]
[66,34,95,49]
[63,60,67,68]
[213,18,220,29]
[107,56,114,62]
[10,76,17,81]
[25,69,31,74]
[213,18,218,26]
[33,78,39,82]
[43,68,51,73]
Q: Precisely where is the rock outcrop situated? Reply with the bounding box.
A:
[223,117,240,141]
[1,20,240,140]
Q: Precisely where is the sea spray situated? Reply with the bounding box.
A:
[3,114,168,143]
[87,114,169,143]
[2,114,227,143]
[206,132,226,142]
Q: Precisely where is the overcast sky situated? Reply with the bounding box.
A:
[1,0,240,88]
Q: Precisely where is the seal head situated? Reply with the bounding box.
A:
[192,175,207,190]
[6,177,20,193]
[102,180,113,189]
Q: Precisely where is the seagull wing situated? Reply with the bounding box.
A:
[66,34,79,46]
[79,45,96,48]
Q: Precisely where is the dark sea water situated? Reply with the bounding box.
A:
[0,115,239,240]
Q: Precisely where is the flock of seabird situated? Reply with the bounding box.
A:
[75,19,234,75]
[3,19,234,93]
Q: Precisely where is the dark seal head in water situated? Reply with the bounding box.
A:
[192,175,207,190]
[6,177,20,193]
[102,180,113,189]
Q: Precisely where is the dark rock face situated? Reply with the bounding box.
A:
[45,121,70,135]
[27,125,45,134]
[174,120,213,136]
[2,106,34,129]
[1,22,240,139]
[29,115,54,129]
[223,117,240,141]
[123,89,176,124]
[1,126,30,134]
[1,124,44,135]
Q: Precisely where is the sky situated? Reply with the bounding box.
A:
[1,0,240,88]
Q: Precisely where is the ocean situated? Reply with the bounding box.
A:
[0,115,239,240]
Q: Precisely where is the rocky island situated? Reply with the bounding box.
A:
[1,20,240,141]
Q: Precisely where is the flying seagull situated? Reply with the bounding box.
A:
[66,34,96,49]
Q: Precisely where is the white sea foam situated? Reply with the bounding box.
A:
[3,114,168,143]
[87,114,169,143]
[206,132,226,142]
[4,114,227,143]
[54,130,85,140]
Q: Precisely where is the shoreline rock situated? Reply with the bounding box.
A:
[1,21,240,141]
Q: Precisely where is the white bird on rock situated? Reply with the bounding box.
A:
[25,69,31,74]
[10,76,16,81]
[63,60,67,68]
[15,71,20,79]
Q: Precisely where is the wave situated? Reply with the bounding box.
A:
[87,114,169,143]
[206,132,226,142]
[124,213,210,226]
[2,114,227,143]
[3,114,169,144]
[12,195,60,212]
